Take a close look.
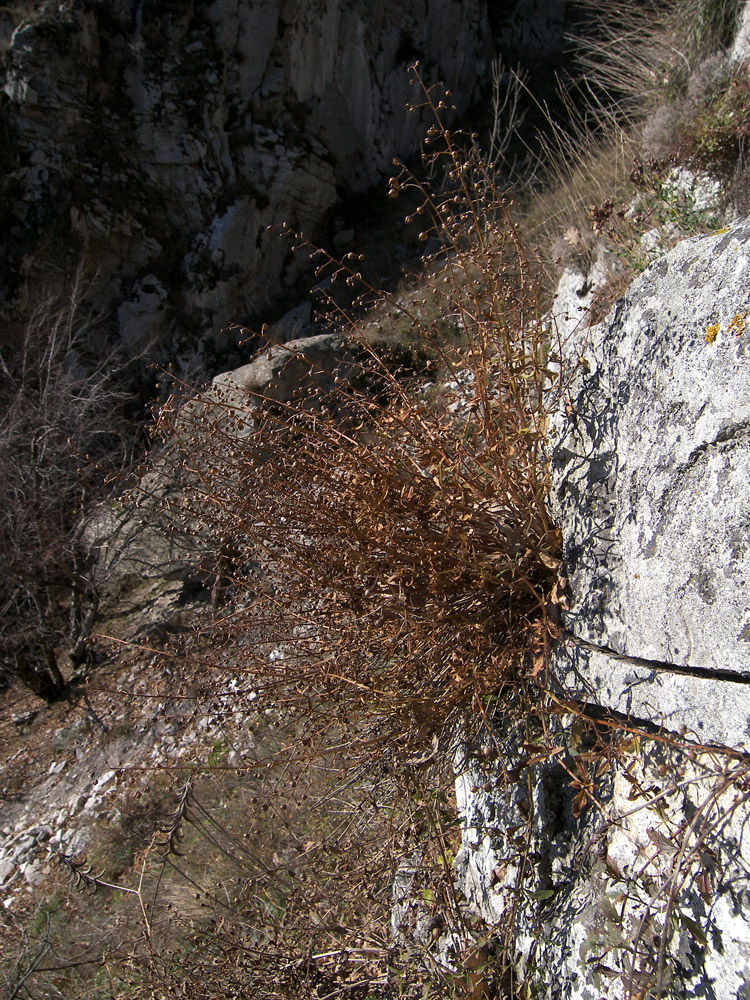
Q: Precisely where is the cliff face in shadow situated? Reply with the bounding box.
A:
[1,0,497,354]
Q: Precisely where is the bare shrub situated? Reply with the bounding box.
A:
[105,72,567,997]
[148,76,563,758]
[0,274,134,700]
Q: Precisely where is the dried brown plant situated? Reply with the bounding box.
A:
[147,70,564,762]
[107,72,568,996]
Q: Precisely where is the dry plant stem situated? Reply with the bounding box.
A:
[0,268,135,698]
[124,67,568,997]
[22,14,750,995]
[571,0,679,113]
[540,693,750,998]
[2,907,53,1000]
[648,761,750,1000]
[147,776,196,932]
[488,56,529,174]
[55,849,153,944]
[153,259,559,742]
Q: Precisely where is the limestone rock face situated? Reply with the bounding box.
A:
[454,220,750,999]
[731,0,750,63]
[550,248,612,341]
[550,220,750,676]
[0,0,491,349]
[455,721,750,1000]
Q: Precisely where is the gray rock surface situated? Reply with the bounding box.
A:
[0,0,491,349]
[731,0,750,63]
[454,219,750,999]
[87,333,352,590]
[550,249,612,341]
[553,640,750,751]
[454,715,750,1000]
[210,332,352,408]
[550,220,750,675]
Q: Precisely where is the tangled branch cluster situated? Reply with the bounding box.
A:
[148,72,563,755]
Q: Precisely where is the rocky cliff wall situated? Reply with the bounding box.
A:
[454,219,750,998]
[0,0,493,353]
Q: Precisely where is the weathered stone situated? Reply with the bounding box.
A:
[52,721,86,754]
[0,0,492,348]
[117,275,169,350]
[552,640,750,751]
[550,250,612,341]
[210,332,353,408]
[21,860,44,886]
[455,217,750,1000]
[550,219,750,674]
[85,495,207,584]
[87,334,353,591]
[454,713,750,1000]
[664,166,723,215]
[0,859,15,885]
[731,0,750,63]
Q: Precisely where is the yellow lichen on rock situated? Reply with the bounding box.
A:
[728,312,747,337]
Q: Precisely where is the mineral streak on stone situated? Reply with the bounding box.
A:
[553,640,750,751]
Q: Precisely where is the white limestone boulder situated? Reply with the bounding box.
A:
[550,219,750,675]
